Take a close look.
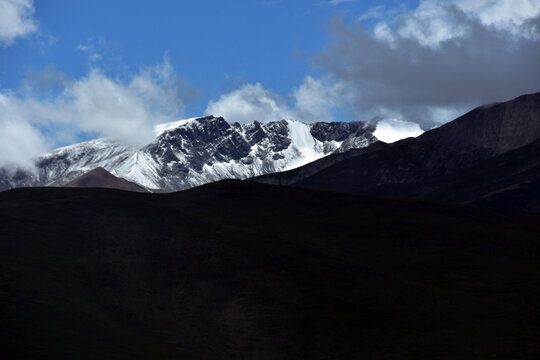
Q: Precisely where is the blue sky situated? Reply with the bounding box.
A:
[1,0,539,167]
[1,0,411,116]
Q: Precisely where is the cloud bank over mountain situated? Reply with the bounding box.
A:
[317,0,540,127]
[207,0,540,130]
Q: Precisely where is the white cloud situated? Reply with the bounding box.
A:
[58,59,186,145]
[373,118,424,143]
[63,69,180,145]
[0,59,190,168]
[205,76,342,124]
[0,0,38,46]
[205,83,293,123]
[292,76,343,122]
[0,93,48,170]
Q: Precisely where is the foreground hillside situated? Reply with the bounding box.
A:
[1,181,540,359]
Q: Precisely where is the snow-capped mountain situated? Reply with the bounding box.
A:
[0,116,377,192]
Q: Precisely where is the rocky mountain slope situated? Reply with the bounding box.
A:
[255,93,540,211]
[0,117,376,192]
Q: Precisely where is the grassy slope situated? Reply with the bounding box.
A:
[1,180,540,359]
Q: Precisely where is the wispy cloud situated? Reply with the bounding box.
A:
[76,37,110,62]
[357,4,407,22]
[357,5,387,21]
[329,0,354,5]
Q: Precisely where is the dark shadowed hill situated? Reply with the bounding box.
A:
[64,167,148,192]
[1,180,540,359]
[253,141,390,186]
[254,93,540,211]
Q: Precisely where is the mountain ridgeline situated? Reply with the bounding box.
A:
[1,93,539,211]
[0,117,376,192]
[255,92,540,211]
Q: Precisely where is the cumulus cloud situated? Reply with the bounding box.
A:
[205,83,292,123]
[0,0,38,46]
[62,66,183,145]
[205,76,342,124]
[319,0,540,127]
[0,93,47,170]
[292,76,344,122]
[0,59,192,168]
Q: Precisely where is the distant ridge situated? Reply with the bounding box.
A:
[65,167,148,192]
[254,92,540,211]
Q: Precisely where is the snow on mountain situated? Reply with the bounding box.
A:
[0,116,377,192]
[153,117,198,136]
[286,120,321,166]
